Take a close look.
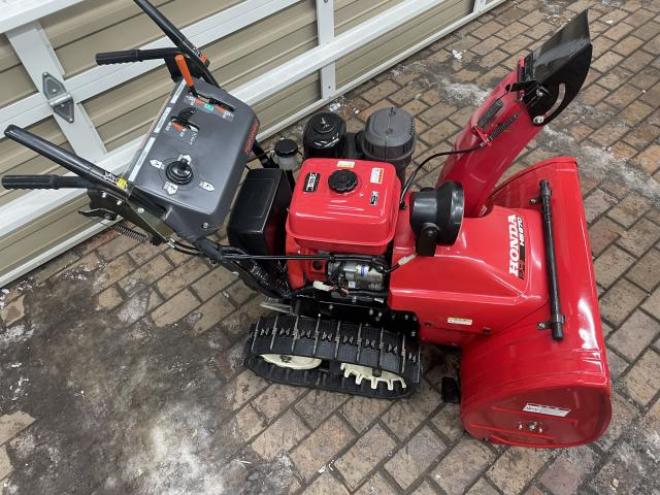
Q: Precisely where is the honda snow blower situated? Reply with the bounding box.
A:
[1,1,610,448]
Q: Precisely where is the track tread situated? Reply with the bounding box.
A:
[244,315,422,399]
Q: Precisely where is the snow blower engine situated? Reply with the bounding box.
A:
[1,0,610,448]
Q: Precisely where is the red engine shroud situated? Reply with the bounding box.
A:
[390,158,610,447]
[286,158,400,288]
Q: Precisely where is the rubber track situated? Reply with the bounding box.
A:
[244,314,422,399]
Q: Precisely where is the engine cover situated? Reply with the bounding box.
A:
[286,158,401,255]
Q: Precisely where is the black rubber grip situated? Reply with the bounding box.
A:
[95,50,142,65]
[95,47,180,65]
[3,125,124,196]
[1,175,92,190]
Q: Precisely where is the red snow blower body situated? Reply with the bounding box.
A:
[1,1,610,448]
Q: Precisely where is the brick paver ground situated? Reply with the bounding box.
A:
[1,0,659,494]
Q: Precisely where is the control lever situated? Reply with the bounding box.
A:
[174,54,198,96]
[95,47,180,65]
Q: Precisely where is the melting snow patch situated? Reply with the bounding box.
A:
[451,49,463,61]
[1,324,34,348]
[10,376,29,401]
[440,78,489,105]
[541,127,660,205]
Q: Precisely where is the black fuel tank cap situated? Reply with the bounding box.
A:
[328,169,358,193]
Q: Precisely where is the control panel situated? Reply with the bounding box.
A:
[125,77,259,241]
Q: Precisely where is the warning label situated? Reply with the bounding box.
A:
[370,167,384,184]
[523,403,570,417]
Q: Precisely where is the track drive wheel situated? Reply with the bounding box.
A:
[260,354,322,370]
[340,363,407,391]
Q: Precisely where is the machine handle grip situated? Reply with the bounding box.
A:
[1,175,93,190]
[3,125,126,196]
[95,47,181,65]
[95,49,142,65]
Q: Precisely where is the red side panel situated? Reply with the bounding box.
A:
[460,158,611,447]
[389,201,548,347]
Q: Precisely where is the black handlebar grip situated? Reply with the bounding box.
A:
[1,175,91,190]
[95,49,143,65]
[3,125,124,195]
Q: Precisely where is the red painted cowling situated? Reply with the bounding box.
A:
[389,198,548,347]
[459,158,610,447]
[391,157,610,446]
[285,158,401,289]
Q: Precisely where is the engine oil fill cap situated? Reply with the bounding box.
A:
[328,169,358,193]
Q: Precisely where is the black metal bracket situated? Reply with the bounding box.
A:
[538,180,565,341]
[82,190,171,245]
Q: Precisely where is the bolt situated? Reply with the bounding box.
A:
[116,200,123,206]
[533,116,545,125]
[202,222,210,229]
[137,207,144,214]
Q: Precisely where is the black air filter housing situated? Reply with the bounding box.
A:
[360,107,415,183]
[302,112,347,159]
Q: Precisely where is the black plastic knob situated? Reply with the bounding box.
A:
[274,138,298,158]
[166,159,193,185]
[328,169,358,193]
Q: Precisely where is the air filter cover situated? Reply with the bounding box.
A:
[360,107,415,182]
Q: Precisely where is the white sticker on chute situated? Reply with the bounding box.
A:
[523,403,570,417]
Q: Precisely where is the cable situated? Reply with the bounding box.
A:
[399,143,485,205]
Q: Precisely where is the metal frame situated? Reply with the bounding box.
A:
[7,21,107,161]
[316,0,336,100]
[0,0,504,286]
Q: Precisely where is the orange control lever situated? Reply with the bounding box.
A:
[175,54,195,91]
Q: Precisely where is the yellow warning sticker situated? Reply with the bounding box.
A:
[337,160,355,168]
[116,177,128,190]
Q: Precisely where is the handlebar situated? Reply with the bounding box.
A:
[134,0,198,58]
[4,125,127,196]
[95,47,180,65]
[133,0,218,86]
[1,175,94,190]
